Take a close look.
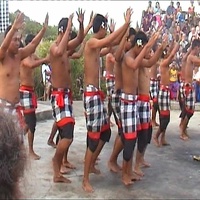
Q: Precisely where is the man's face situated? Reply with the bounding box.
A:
[8,32,21,54]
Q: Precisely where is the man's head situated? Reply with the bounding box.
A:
[25,34,35,45]
[131,31,148,54]
[191,39,200,54]
[125,27,137,52]
[92,14,108,37]
[4,25,21,54]
[0,110,26,200]
[58,17,71,35]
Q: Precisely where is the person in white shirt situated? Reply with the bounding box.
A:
[41,63,51,101]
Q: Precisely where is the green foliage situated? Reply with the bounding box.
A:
[70,57,84,100]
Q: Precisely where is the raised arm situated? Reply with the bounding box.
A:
[51,14,73,57]
[142,34,168,68]
[125,32,160,70]
[68,9,85,50]
[20,13,49,60]
[0,12,24,60]
[87,8,132,49]
[84,11,95,37]
[163,42,179,67]
[21,55,49,69]
[114,26,129,62]
[69,39,86,59]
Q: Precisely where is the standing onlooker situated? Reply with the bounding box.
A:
[41,63,52,101]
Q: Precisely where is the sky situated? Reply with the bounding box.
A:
[9,1,200,29]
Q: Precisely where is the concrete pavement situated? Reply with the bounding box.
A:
[21,101,200,199]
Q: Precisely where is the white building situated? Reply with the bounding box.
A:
[0,0,9,33]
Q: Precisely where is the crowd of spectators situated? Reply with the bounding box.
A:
[141,0,200,102]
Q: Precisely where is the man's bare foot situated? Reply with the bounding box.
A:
[29,152,41,160]
[89,166,101,174]
[180,135,189,141]
[140,160,151,168]
[130,172,141,181]
[53,175,71,183]
[47,141,57,148]
[153,136,160,147]
[60,165,70,174]
[108,161,122,173]
[152,121,159,127]
[82,180,94,193]
[63,161,76,169]
[160,140,170,146]
[122,174,134,186]
[133,168,144,177]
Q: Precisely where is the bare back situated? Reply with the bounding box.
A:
[20,55,35,87]
[84,40,101,88]
[184,54,194,84]
[105,53,115,75]
[0,54,21,104]
[122,51,138,95]
[114,60,123,90]
[150,61,159,79]
[50,42,71,89]
[160,59,170,86]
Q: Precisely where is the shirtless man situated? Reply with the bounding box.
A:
[49,10,84,183]
[0,12,48,130]
[153,39,179,147]
[134,37,168,177]
[82,9,131,192]
[20,30,49,160]
[149,44,160,127]
[120,30,160,185]
[179,39,200,140]
[178,47,191,140]
[108,27,136,173]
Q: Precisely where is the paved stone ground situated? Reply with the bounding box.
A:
[21,101,200,199]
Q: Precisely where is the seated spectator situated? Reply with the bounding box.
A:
[179,33,189,50]
[188,26,197,43]
[0,110,26,199]
[166,1,176,29]
[154,1,162,27]
[146,1,154,21]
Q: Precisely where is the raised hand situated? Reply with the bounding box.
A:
[108,19,116,33]
[88,11,95,28]
[124,7,133,24]
[76,8,85,24]
[68,13,74,28]
[105,13,109,20]
[162,34,169,50]
[12,12,25,30]
[43,13,49,29]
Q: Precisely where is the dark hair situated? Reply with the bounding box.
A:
[58,17,68,34]
[191,39,200,49]
[131,31,148,47]
[25,34,35,45]
[128,27,136,38]
[0,110,26,200]
[19,40,24,48]
[70,31,77,40]
[92,14,107,33]
[4,25,12,38]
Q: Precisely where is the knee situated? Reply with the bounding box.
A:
[160,116,170,132]
[87,136,99,153]
[123,139,136,162]
[100,128,111,142]
[137,130,148,153]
